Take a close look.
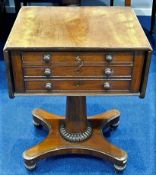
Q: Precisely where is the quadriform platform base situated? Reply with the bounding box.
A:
[23,97,127,172]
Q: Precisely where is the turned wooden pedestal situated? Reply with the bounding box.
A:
[23,96,127,171]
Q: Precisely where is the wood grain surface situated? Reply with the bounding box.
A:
[23,66,132,77]
[21,52,133,65]
[23,108,127,169]
[24,79,131,91]
[4,6,152,50]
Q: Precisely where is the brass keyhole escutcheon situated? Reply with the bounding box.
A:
[75,81,80,87]
[75,56,84,68]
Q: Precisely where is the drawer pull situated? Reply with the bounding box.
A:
[43,54,51,63]
[44,68,51,76]
[106,54,113,62]
[104,68,113,76]
[45,83,52,90]
[104,82,111,90]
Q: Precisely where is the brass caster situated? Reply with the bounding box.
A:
[111,120,120,130]
[24,162,36,170]
[32,119,41,127]
[114,163,126,172]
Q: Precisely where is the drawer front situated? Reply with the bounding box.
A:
[23,66,132,77]
[22,52,133,65]
[24,80,131,92]
[11,51,145,95]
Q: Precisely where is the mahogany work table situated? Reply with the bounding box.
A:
[4,6,152,172]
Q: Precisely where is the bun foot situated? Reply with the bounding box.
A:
[102,113,120,137]
[24,161,36,170]
[110,120,120,130]
[114,163,127,172]
[32,119,41,127]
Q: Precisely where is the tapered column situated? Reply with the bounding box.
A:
[65,96,87,133]
[60,96,92,142]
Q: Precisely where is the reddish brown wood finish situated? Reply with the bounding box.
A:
[23,66,132,77]
[3,7,152,172]
[140,51,152,98]
[125,0,131,6]
[24,79,131,91]
[11,51,24,92]
[65,96,87,133]
[22,52,133,65]
[23,107,127,170]
[131,52,145,92]
[9,50,146,95]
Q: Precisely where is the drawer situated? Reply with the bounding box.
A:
[22,52,133,66]
[23,66,132,78]
[11,51,145,94]
[24,80,131,92]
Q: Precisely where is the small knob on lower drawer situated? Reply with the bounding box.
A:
[45,83,52,90]
[44,68,51,76]
[104,68,112,76]
[104,82,111,90]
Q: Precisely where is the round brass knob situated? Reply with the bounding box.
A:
[106,54,113,62]
[104,82,111,90]
[44,68,51,76]
[45,82,52,90]
[104,68,112,76]
[43,54,51,63]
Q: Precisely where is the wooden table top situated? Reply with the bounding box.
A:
[4,6,152,51]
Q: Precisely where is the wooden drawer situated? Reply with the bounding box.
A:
[24,79,131,92]
[11,51,145,95]
[22,52,133,66]
[23,66,132,78]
